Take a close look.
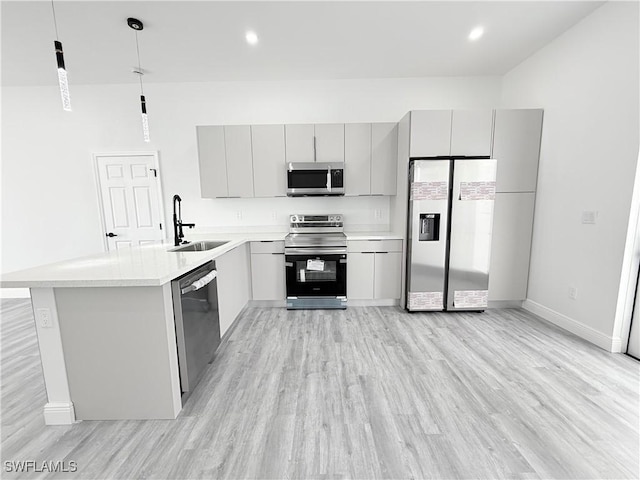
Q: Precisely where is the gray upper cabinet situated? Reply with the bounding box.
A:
[409,110,452,157]
[285,123,344,163]
[197,125,254,198]
[314,124,345,163]
[345,123,372,196]
[371,122,398,196]
[252,125,286,197]
[450,110,494,157]
[493,109,543,193]
[225,126,254,198]
[285,124,315,163]
[197,126,229,198]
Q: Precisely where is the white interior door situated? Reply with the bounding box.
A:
[95,153,165,251]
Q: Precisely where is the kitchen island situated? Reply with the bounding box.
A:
[0,235,278,424]
[1,230,402,425]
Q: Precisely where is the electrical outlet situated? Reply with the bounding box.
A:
[271,212,277,221]
[37,308,53,328]
[374,209,383,220]
[236,211,243,221]
[568,286,578,300]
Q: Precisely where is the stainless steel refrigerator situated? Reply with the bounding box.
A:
[406,158,497,312]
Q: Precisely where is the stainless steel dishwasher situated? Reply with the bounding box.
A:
[171,261,220,403]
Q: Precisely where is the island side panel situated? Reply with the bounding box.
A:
[55,286,181,420]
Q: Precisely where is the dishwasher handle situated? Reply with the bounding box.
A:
[181,270,217,294]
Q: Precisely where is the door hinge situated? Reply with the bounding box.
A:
[150,168,158,177]
[159,223,163,230]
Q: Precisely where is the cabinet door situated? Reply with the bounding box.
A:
[344,123,371,195]
[251,253,286,301]
[315,124,345,163]
[493,109,543,193]
[347,252,375,300]
[197,126,228,198]
[252,125,286,197]
[409,110,452,157]
[285,124,315,163]
[371,122,398,195]
[224,126,254,198]
[488,192,535,302]
[374,252,402,299]
[450,110,493,157]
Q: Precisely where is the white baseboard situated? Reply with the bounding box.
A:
[248,300,286,308]
[0,288,30,299]
[488,300,523,309]
[347,299,399,307]
[523,299,619,352]
[43,402,76,425]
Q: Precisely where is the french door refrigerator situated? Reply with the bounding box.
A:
[406,158,497,312]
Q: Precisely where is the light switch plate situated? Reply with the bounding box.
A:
[37,308,53,328]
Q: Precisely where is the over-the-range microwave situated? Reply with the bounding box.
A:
[286,162,345,196]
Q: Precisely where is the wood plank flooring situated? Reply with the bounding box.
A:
[1,299,638,479]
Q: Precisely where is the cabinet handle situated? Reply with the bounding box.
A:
[271,253,284,255]
[313,135,317,161]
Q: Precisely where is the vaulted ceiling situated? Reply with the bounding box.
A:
[2,1,604,87]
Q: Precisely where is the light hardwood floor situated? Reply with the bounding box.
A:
[1,299,638,479]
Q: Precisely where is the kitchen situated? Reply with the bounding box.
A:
[1,1,639,479]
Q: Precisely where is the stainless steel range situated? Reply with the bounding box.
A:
[285,214,347,309]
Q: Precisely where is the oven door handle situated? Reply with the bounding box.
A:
[285,248,347,255]
[181,270,217,295]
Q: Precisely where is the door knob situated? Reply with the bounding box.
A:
[106,232,118,237]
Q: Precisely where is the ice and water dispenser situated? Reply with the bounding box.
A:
[419,213,440,241]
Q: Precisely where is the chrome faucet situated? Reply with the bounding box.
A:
[172,194,195,246]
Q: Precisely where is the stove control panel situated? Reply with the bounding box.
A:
[289,214,344,232]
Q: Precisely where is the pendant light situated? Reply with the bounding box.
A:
[128,17,150,142]
[51,1,71,111]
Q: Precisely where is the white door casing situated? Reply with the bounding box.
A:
[94,152,165,251]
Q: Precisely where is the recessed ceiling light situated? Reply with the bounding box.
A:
[246,31,258,45]
[468,26,484,41]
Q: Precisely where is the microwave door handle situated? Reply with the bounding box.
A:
[327,166,332,192]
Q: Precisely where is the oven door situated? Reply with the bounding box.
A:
[285,250,347,297]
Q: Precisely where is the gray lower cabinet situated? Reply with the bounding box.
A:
[374,252,402,299]
[347,252,375,299]
[250,241,286,301]
[217,244,252,336]
[251,125,286,197]
[197,125,254,198]
[488,192,536,302]
[347,240,402,300]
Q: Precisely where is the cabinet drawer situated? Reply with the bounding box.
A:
[250,241,285,254]
[347,239,402,253]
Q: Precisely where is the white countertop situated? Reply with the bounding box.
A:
[0,231,400,288]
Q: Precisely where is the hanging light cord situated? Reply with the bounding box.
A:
[51,0,59,40]
[134,31,144,95]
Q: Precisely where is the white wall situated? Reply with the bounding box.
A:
[1,76,501,274]
[501,2,639,349]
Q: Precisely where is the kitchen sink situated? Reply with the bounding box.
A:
[170,241,229,252]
